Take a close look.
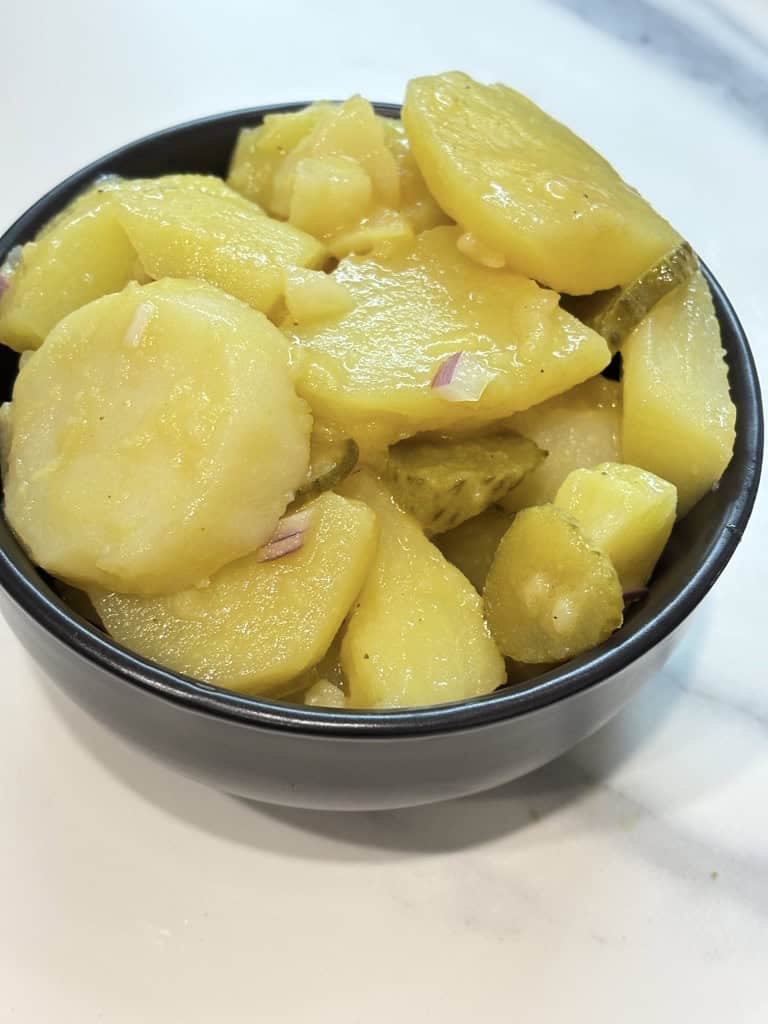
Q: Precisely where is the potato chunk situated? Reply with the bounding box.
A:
[555,463,677,591]
[5,279,311,594]
[501,376,621,513]
[340,472,505,708]
[286,226,610,452]
[90,493,377,694]
[484,505,623,663]
[113,186,326,314]
[622,272,736,516]
[0,189,137,352]
[403,71,679,293]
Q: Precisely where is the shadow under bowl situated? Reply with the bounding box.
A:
[0,104,762,810]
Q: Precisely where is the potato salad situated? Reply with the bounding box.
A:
[0,72,736,709]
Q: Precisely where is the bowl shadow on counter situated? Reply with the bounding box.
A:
[35,614,723,861]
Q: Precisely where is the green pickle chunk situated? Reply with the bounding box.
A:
[385,431,544,534]
[563,241,697,350]
[484,504,624,663]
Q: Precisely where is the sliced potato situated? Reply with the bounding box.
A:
[403,72,679,294]
[555,462,677,591]
[501,376,621,513]
[5,278,311,594]
[90,492,377,694]
[113,186,326,314]
[286,225,610,452]
[435,506,511,593]
[386,431,542,534]
[380,118,450,233]
[622,272,736,516]
[304,679,347,708]
[340,471,505,708]
[283,267,354,323]
[485,504,623,663]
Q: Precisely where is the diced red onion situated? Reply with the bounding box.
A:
[256,532,305,563]
[432,351,496,402]
[256,507,314,562]
[623,588,649,607]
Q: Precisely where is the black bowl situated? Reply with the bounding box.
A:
[0,105,762,810]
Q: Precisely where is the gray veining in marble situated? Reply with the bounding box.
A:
[550,0,768,128]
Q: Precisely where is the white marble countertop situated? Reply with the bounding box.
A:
[1,1,766,1020]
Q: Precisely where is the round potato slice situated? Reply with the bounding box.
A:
[5,278,311,594]
[484,504,623,663]
[403,72,679,294]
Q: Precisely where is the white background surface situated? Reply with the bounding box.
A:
[2,1,767,1021]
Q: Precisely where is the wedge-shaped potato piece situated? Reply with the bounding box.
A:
[228,103,337,209]
[622,272,736,517]
[0,174,254,352]
[90,493,377,694]
[286,226,610,452]
[340,472,505,708]
[386,431,542,534]
[403,71,679,294]
[283,268,354,324]
[304,680,347,708]
[501,376,620,513]
[0,189,138,352]
[435,506,512,593]
[555,463,677,591]
[5,279,311,594]
[485,505,623,663]
[114,186,326,314]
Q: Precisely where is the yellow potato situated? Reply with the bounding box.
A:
[283,268,354,324]
[340,472,505,708]
[501,376,621,513]
[5,278,311,594]
[114,186,326,314]
[622,272,736,516]
[90,492,377,694]
[286,226,610,452]
[403,71,679,293]
[555,462,677,591]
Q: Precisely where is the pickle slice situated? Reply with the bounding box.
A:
[484,504,623,663]
[385,431,543,535]
[563,241,697,350]
[293,433,359,505]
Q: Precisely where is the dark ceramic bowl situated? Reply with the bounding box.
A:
[0,105,762,810]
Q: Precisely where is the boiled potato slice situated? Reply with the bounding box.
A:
[227,103,337,208]
[340,471,505,708]
[622,272,736,516]
[485,505,624,663]
[5,278,311,594]
[114,186,326,314]
[386,431,542,534]
[90,492,377,694]
[289,155,374,238]
[286,226,610,452]
[403,71,679,293]
[0,189,138,351]
[501,376,621,513]
[0,174,250,352]
[555,462,677,591]
[435,506,511,593]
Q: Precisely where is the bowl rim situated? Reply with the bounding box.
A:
[0,103,763,738]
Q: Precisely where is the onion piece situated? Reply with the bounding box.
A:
[124,301,156,348]
[623,588,649,608]
[256,507,314,563]
[432,350,496,402]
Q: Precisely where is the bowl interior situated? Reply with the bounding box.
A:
[0,104,762,736]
